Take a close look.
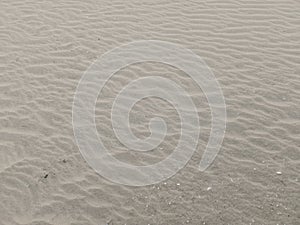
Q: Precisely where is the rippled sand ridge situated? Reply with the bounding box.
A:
[0,0,299,224]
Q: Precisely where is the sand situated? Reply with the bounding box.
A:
[0,0,299,224]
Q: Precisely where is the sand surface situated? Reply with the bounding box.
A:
[0,0,299,224]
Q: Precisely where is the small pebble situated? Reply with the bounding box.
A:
[207,187,212,191]
[276,171,282,175]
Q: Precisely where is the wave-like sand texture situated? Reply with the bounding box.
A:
[0,0,299,224]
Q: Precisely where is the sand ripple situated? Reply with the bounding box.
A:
[0,0,299,224]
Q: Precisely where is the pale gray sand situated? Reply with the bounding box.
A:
[0,0,299,224]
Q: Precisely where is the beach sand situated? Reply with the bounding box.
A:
[0,0,299,224]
